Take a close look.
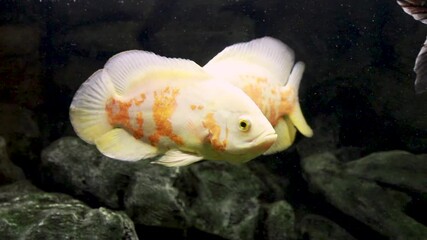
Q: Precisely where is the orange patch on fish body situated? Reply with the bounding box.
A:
[202,113,228,152]
[268,98,279,125]
[243,83,265,110]
[190,104,204,110]
[240,75,269,112]
[278,88,296,117]
[106,95,146,139]
[239,75,296,126]
[106,98,131,127]
[149,87,184,146]
[135,93,146,106]
[135,112,144,139]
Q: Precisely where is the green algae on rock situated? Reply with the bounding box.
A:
[0,181,138,240]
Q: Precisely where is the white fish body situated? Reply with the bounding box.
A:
[204,37,313,154]
[70,51,277,167]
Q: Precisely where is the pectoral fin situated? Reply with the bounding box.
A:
[263,117,297,155]
[95,128,158,161]
[153,150,204,167]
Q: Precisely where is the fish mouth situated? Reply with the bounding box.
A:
[224,131,277,157]
[253,131,277,151]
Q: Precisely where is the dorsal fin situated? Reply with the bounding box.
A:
[204,37,295,85]
[104,50,210,95]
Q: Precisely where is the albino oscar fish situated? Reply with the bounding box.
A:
[69,50,277,167]
[204,37,313,154]
[397,0,427,93]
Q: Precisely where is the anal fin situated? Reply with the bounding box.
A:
[154,149,203,167]
[289,102,313,137]
[95,128,158,161]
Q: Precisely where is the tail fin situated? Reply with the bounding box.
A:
[69,69,115,144]
[283,62,314,137]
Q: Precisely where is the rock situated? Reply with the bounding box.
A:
[185,161,264,240]
[40,137,188,228]
[124,164,188,228]
[346,151,427,194]
[0,180,40,201]
[247,161,287,202]
[301,151,427,240]
[40,137,291,239]
[0,136,25,185]
[40,137,138,208]
[263,200,296,240]
[0,181,138,240]
[298,215,357,240]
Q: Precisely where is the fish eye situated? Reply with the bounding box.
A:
[239,119,251,132]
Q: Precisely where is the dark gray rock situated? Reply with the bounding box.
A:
[298,215,357,240]
[41,137,138,209]
[301,151,427,240]
[263,200,296,240]
[0,136,24,185]
[125,164,188,228]
[41,137,293,240]
[41,137,190,228]
[247,161,287,202]
[0,181,138,240]
[185,161,264,240]
[0,179,39,202]
[346,150,427,194]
